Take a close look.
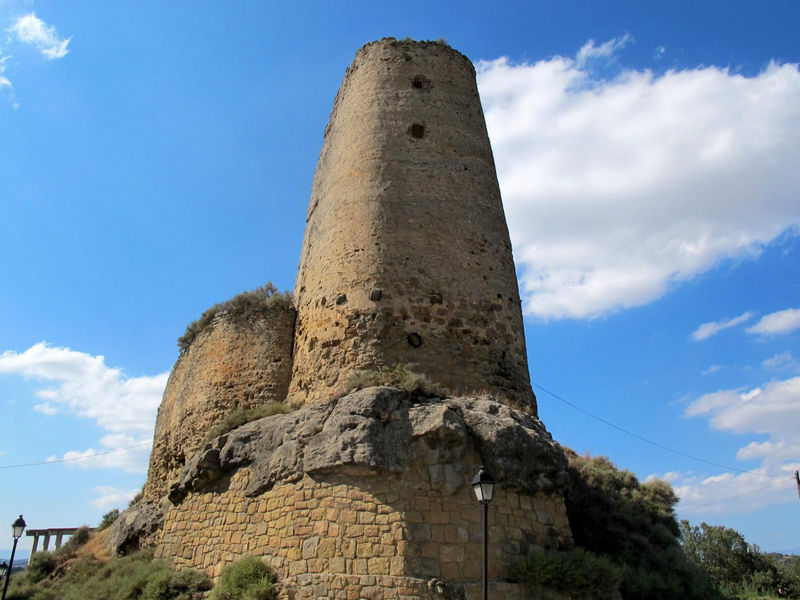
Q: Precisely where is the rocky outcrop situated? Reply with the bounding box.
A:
[106,499,165,556]
[168,386,567,505]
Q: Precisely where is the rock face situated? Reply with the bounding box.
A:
[288,38,535,410]
[106,499,165,556]
[168,386,567,504]
[158,387,571,595]
[143,304,295,502]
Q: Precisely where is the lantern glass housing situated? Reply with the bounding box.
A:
[11,515,25,539]
[471,466,495,503]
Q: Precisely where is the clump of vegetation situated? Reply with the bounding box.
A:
[177,283,292,353]
[6,548,211,600]
[204,403,293,443]
[209,556,277,600]
[346,362,446,397]
[512,547,622,599]
[56,526,92,556]
[563,449,721,600]
[681,521,800,599]
[97,509,120,531]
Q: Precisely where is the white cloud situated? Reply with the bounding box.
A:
[477,42,800,320]
[576,34,632,67]
[702,365,724,376]
[691,311,754,341]
[676,376,800,513]
[0,55,12,88]
[90,486,140,510]
[0,342,168,472]
[762,351,798,371]
[33,402,59,415]
[746,308,800,336]
[9,12,70,60]
[672,468,796,515]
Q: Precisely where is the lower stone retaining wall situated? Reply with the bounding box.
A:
[157,467,570,598]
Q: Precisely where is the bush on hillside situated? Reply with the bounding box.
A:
[178,283,292,353]
[209,556,277,600]
[512,547,622,599]
[563,449,721,600]
[6,548,211,600]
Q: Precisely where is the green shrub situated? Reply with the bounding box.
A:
[209,556,276,600]
[5,549,210,600]
[140,568,213,600]
[97,509,120,531]
[563,449,721,600]
[512,548,622,599]
[204,403,293,443]
[55,526,91,557]
[25,552,57,584]
[346,363,446,397]
[178,283,292,353]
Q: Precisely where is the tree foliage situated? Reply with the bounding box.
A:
[563,449,721,600]
[680,521,799,598]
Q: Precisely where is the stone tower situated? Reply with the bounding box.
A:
[117,38,572,599]
[288,38,535,411]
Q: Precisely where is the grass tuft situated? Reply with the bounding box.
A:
[177,283,292,353]
[346,362,447,397]
[204,403,293,444]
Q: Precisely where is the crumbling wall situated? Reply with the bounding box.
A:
[143,305,295,502]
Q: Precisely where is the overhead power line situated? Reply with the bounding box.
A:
[532,381,790,482]
[0,442,150,469]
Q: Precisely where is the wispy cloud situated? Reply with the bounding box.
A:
[576,33,632,67]
[762,351,798,371]
[0,343,168,472]
[746,308,800,336]
[90,486,140,510]
[0,55,12,89]
[691,311,754,341]
[477,41,800,320]
[9,12,71,60]
[673,376,800,513]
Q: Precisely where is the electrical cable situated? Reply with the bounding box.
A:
[0,442,150,469]
[532,381,791,482]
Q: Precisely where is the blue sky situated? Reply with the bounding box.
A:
[1,1,799,558]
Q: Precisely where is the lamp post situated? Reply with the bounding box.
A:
[472,466,495,600]
[1,515,26,600]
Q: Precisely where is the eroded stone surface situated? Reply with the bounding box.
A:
[289,38,535,409]
[106,499,165,556]
[168,387,567,505]
[144,304,295,502]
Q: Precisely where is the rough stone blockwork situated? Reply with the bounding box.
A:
[158,388,571,598]
[289,38,535,410]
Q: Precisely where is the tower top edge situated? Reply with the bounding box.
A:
[353,37,475,73]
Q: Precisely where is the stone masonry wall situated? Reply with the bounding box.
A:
[144,305,295,501]
[157,468,570,599]
[288,39,535,411]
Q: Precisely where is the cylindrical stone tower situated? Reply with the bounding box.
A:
[288,38,536,412]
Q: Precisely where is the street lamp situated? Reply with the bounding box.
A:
[472,466,495,600]
[1,515,26,600]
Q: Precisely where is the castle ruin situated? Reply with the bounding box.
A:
[114,38,572,600]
